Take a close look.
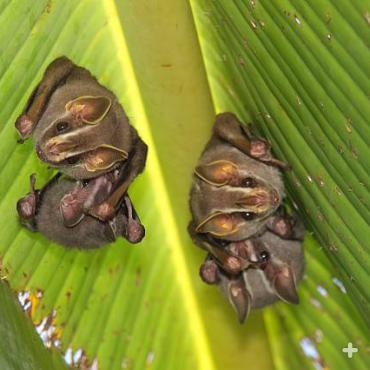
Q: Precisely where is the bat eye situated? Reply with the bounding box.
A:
[241,177,257,188]
[56,121,70,133]
[241,211,256,221]
[259,250,270,262]
[66,156,79,164]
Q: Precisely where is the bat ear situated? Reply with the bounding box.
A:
[195,160,239,186]
[83,144,128,172]
[221,275,251,324]
[265,263,299,304]
[195,213,239,237]
[65,96,112,124]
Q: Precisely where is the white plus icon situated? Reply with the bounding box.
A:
[342,342,358,358]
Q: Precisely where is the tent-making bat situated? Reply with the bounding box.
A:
[190,112,288,242]
[15,57,148,247]
[188,112,305,323]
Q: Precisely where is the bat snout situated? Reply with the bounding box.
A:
[43,137,78,162]
[237,187,280,214]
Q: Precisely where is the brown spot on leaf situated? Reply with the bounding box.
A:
[349,142,358,159]
[136,268,142,286]
[317,210,325,223]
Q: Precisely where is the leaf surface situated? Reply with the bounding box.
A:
[190,0,370,368]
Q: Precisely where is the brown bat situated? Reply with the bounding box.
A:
[190,112,287,242]
[188,112,305,323]
[196,229,305,323]
[17,174,144,248]
[15,57,147,223]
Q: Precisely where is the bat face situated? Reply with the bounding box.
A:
[190,136,284,241]
[15,57,138,179]
[33,86,132,180]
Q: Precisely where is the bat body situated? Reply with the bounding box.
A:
[15,57,148,247]
[192,218,305,323]
[17,174,144,248]
[189,113,305,323]
[37,177,124,248]
[218,230,304,322]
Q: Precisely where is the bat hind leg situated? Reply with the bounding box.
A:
[121,195,145,243]
[108,195,145,244]
[16,174,39,231]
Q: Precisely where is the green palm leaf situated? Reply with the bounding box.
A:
[190,0,370,368]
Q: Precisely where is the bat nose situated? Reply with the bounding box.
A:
[238,188,279,211]
[238,191,269,209]
[44,138,77,161]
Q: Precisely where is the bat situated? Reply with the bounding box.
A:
[190,112,288,242]
[17,174,145,248]
[188,112,305,323]
[15,56,148,224]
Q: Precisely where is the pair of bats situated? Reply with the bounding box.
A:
[15,57,148,248]
[189,113,305,323]
[15,58,304,323]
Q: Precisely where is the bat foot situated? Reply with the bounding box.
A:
[199,258,220,284]
[124,220,145,244]
[16,174,39,231]
[121,196,145,244]
[268,216,293,238]
[91,202,116,221]
[15,114,33,140]
[267,213,305,241]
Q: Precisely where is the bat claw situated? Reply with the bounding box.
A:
[15,114,34,140]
